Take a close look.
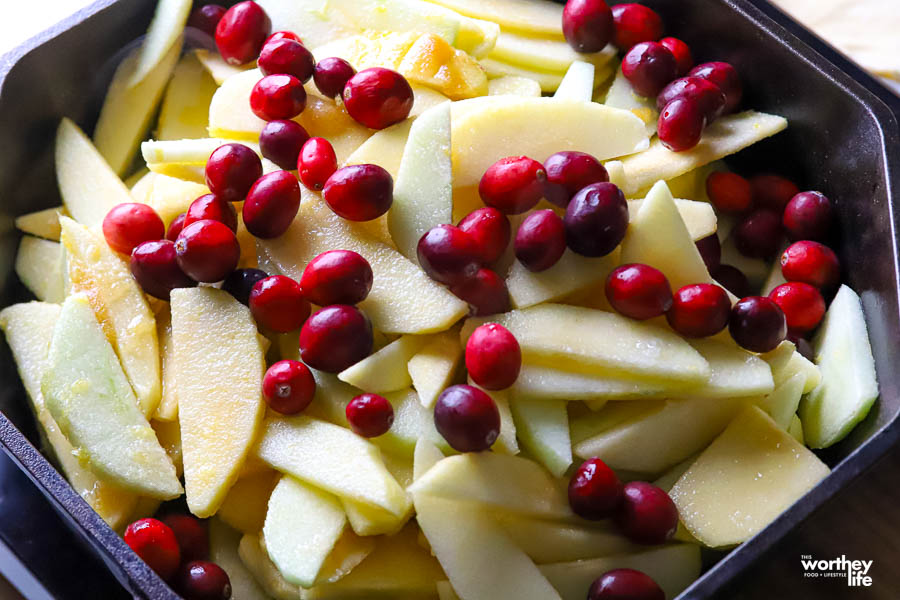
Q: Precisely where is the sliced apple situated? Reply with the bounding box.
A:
[789,414,804,444]
[194,49,252,85]
[209,519,269,600]
[151,418,183,478]
[569,401,665,445]
[495,514,640,564]
[605,160,626,188]
[604,67,659,136]
[218,470,279,534]
[510,397,571,477]
[15,207,64,240]
[407,327,463,408]
[472,383,519,455]
[510,363,675,402]
[153,307,177,421]
[128,0,191,86]
[414,439,445,481]
[315,529,376,585]
[15,236,64,303]
[720,233,769,288]
[157,52,219,140]
[338,335,428,393]
[553,61,594,102]
[627,198,716,242]
[238,533,304,600]
[507,248,620,309]
[147,174,210,228]
[756,371,804,430]
[141,138,260,184]
[344,119,414,179]
[689,339,774,399]
[493,32,615,74]
[489,75,542,97]
[425,0,563,38]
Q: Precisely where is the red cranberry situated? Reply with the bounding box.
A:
[611,3,663,50]
[465,323,521,391]
[729,296,787,352]
[124,518,181,581]
[605,263,673,320]
[564,182,629,257]
[658,97,705,152]
[449,268,511,316]
[783,191,833,242]
[479,156,546,215]
[542,151,608,208]
[175,560,232,600]
[434,384,500,453]
[562,0,614,53]
[299,305,373,372]
[706,171,753,213]
[262,359,315,414]
[131,240,196,300]
[313,57,356,99]
[205,143,262,203]
[342,67,414,130]
[167,213,186,242]
[299,250,373,306]
[265,31,301,45]
[734,209,783,259]
[515,209,566,272]
[184,194,238,233]
[297,137,337,191]
[657,76,726,123]
[769,282,825,334]
[588,569,664,600]
[188,4,227,38]
[242,170,301,238]
[688,62,742,113]
[615,481,678,545]
[713,264,752,298]
[781,240,840,290]
[250,74,306,121]
[457,207,511,264]
[258,38,314,82]
[568,458,623,520]
[417,225,482,285]
[102,203,165,255]
[322,164,393,221]
[788,332,815,361]
[259,119,309,170]
[749,173,800,212]
[666,283,731,338]
[660,37,693,76]
[695,234,721,272]
[222,267,268,305]
[249,275,310,332]
[215,1,271,66]
[160,514,208,563]
[622,41,677,98]
[346,393,395,438]
[174,219,240,283]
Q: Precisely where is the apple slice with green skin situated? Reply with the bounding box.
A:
[238,534,304,600]
[413,439,445,481]
[15,207,65,241]
[789,415,804,444]
[489,76,542,97]
[494,514,641,564]
[171,287,266,517]
[218,470,279,535]
[688,339,774,399]
[153,308,177,422]
[756,371,805,430]
[408,327,462,409]
[627,198,717,242]
[209,520,269,600]
[127,0,191,87]
[425,0,563,37]
[604,67,659,136]
[157,52,219,141]
[338,335,429,393]
[671,405,829,547]
[553,61,594,102]
[569,401,665,445]
[800,284,879,448]
[507,248,620,310]
[510,397,571,477]
[15,237,64,303]
[344,119,414,180]
[493,32,615,73]
[194,49,251,85]
[512,363,675,403]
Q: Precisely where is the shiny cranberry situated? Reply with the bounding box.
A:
[184,194,238,233]
[788,332,815,361]
[188,4,227,37]
[783,191,833,242]
[249,275,310,332]
[706,171,753,213]
[729,296,787,352]
[259,119,309,170]
[322,164,393,221]
[515,209,566,272]
[479,156,546,215]
[417,225,482,285]
[656,76,725,123]
[749,174,800,212]
[346,393,394,438]
[542,151,608,208]
[465,323,521,391]
[568,458,623,520]
[300,250,373,306]
[175,561,232,600]
[658,97,705,152]
[564,182,629,257]
[457,207,511,264]
[215,1,271,66]
[449,268,511,316]
[222,267,268,305]
[124,518,181,581]
[243,170,301,238]
[781,240,840,290]
[622,42,677,98]
[734,209,782,259]
[588,569,664,600]
[660,37,692,76]
[167,213,186,242]
[713,264,751,298]
[265,31,301,45]
[174,220,240,283]
[262,359,315,414]
[160,514,208,563]
[102,203,165,255]
[250,74,306,121]
[562,0,614,53]
[688,62,742,113]
[131,240,196,300]
[313,57,356,98]
[615,481,678,545]
[769,282,825,334]
[666,283,731,338]
[299,305,373,372]
[297,137,337,191]
[434,384,500,453]
[611,3,663,50]
[343,68,414,130]
[258,38,314,82]
[205,143,262,203]
[605,263,673,320]
[695,234,721,272]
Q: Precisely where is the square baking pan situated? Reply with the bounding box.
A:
[0,0,898,598]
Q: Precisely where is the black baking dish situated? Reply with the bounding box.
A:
[0,0,898,598]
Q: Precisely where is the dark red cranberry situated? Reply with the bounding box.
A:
[729,296,787,352]
[564,182,629,257]
[568,458,623,520]
[313,57,356,99]
[562,0,614,53]
[242,170,301,238]
[515,209,566,272]
[175,561,232,600]
[658,97,705,152]
[788,332,815,361]
[656,76,725,123]
[783,191,833,242]
[262,359,315,414]
[184,194,238,233]
[205,143,262,203]
[250,74,306,121]
[769,282,825,334]
[542,151,608,208]
[605,263,673,320]
[588,569,664,600]
[265,31,301,45]
[615,481,678,545]
[734,209,782,259]
[695,234,721,272]
[621,41,677,98]
[188,4,227,38]
[666,283,731,338]
[465,323,521,391]
[449,268,511,316]
[167,213,186,242]
[215,1,271,66]
[688,62,742,113]
[299,305,373,372]
[713,264,752,298]
[781,241,841,290]
[479,156,546,215]
[160,514,208,563]
[611,3,663,50]
[222,267,268,305]
[258,38,315,82]
[457,207,511,264]
[417,225,482,285]
[249,275,310,332]
[297,137,337,191]
[322,164,393,221]
[259,119,309,170]
[124,518,180,581]
[299,250,373,306]
[174,220,240,283]
[130,240,196,300]
[434,384,500,452]
[346,393,395,438]
[342,67,414,130]
[750,174,800,212]
[103,203,165,255]
[660,37,693,76]
[706,171,753,213]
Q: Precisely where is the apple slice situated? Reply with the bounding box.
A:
[761,340,821,393]
[314,529,375,586]
[507,248,620,309]
[194,49,252,85]
[471,382,519,455]
[425,0,563,37]
[146,174,211,228]
[510,363,676,402]
[569,401,665,445]
[627,198,716,242]
[720,233,769,287]
[141,138,264,185]
[493,32,615,73]
[761,248,788,294]
[209,520,269,600]
[756,371,805,430]
[157,52,219,140]
[789,415,804,444]
[338,335,428,393]
[128,0,191,86]
[344,119,414,179]
[153,308,177,421]
[414,439,445,481]
[553,61,594,102]
[15,236,64,303]
[688,339,774,399]
[604,67,659,136]
[671,405,829,547]
[151,418,183,478]
[218,470,279,535]
[510,397,572,477]
[238,534,304,599]
[15,207,65,240]
[800,285,879,448]
[489,75,542,97]
[408,327,463,409]
[494,514,640,564]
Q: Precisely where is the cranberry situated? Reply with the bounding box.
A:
[215,1,271,66]
[259,119,309,170]
[167,213,186,242]
[300,250,373,306]
[184,194,238,233]
[479,156,546,215]
[343,67,414,130]
[688,62,742,113]
[656,76,726,123]
[417,225,482,285]
[713,264,752,298]
[457,207,511,264]
[175,561,232,600]
[706,171,753,213]
[734,209,782,259]
[299,305,373,372]
[205,143,262,203]
[250,74,306,121]
[434,384,500,452]
[783,191,833,242]
[622,42,677,98]
[102,203,165,255]
[564,182,629,257]
[515,209,566,272]
[174,220,240,283]
[249,275,310,332]
[124,518,180,581]
[615,481,678,545]
[660,37,693,76]
[265,31,301,45]
[788,332,815,361]
[130,240,196,300]
[611,3,663,50]
[666,283,731,338]
[769,282,826,334]
[297,137,338,191]
[222,267,268,305]
[449,268,510,316]
[562,0,614,53]
[568,458,623,520]
[313,57,356,99]
[729,296,787,352]
[465,323,521,391]
[322,164,393,221]
[695,234,721,272]
[262,359,315,414]
[749,174,800,212]
[346,393,395,437]
[542,151,608,208]
[242,170,301,238]
[588,569,665,600]
[188,4,227,38]
[605,263,673,320]
[781,240,841,290]
[160,514,208,563]
[658,97,705,152]
[258,38,314,82]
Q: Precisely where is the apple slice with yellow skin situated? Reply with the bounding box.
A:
[344,119,414,179]
[408,327,462,409]
[494,514,641,564]
[218,470,279,534]
[506,248,620,309]
[238,534,305,600]
[510,397,571,477]
[15,207,65,240]
[425,0,564,38]
[153,307,177,421]
[605,67,659,136]
[15,236,65,303]
[489,75,541,97]
[127,0,191,87]
[553,61,594,102]
[194,49,252,85]
[209,520,269,600]
[492,32,615,73]
[627,198,716,241]
[157,52,219,140]
[688,338,774,399]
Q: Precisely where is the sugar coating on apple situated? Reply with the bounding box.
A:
[465,323,521,391]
